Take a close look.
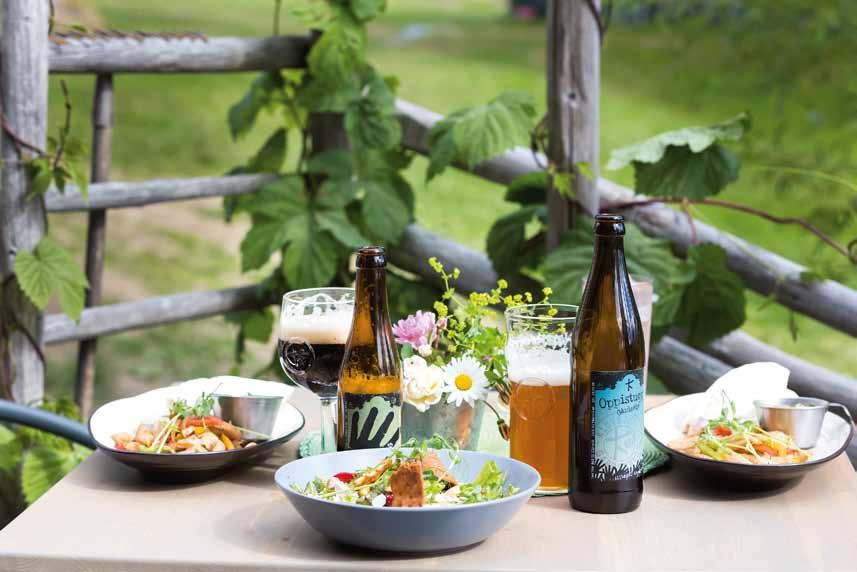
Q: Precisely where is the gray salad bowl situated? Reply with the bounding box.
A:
[274,448,540,553]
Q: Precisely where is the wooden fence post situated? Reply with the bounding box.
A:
[0,0,50,404]
[74,74,114,418]
[545,0,601,250]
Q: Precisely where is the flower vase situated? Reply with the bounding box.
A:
[402,399,485,450]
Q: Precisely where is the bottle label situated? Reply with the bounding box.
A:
[341,392,401,450]
[590,369,645,481]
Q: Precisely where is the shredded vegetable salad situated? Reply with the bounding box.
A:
[669,396,810,465]
[111,392,267,454]
[293,437,519,507]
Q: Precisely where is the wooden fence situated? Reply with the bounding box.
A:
[1,1,855,461]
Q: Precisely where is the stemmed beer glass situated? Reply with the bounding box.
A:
[279,287,354,454]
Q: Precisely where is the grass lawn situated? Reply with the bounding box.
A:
[43,0,856,403]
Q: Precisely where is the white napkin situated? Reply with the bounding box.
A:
[684,362,796,431]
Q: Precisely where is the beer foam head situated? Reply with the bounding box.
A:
[280,292,353,344]
[279,311,352,344]
[506,332,571,386]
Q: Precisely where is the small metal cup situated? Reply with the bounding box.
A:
[215,394,283,440]
[754,397,828,448]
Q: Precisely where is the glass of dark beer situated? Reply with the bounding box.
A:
[279,287,354,454]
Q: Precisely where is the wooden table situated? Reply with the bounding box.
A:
[1,392,856,572]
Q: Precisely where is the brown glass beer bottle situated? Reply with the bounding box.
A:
[570,214,646,513]
[337,247,402,450]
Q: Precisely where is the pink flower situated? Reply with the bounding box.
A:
[393,311,439,351]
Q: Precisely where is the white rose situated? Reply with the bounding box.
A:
[402,357,444,412]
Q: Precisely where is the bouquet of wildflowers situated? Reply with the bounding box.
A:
[392,257,551,439]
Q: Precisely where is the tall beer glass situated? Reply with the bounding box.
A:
[505,304,577,495]
[279,287,354,454]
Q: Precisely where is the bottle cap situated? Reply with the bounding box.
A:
[593,214,625,236]
[355,246,387,269]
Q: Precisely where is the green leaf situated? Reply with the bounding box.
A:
[425,129,456,182]
[53,167,67,194]
[426,92,537,177]
[286,0,335,28]
[21,445,89,505]
[543,218,690,309]
[606,113,750,199]
[634,144,740,199]
[240,219,293,272]
[16,399,82,451]
[542,224,595,305]
[676,243,746,346]
[282,217,340,289]
[486,205,543,274]
[306,20,365,89]
[607,113,750,170]
[576,161,594,181]
[624,225,693,295]
[651,284,686,342]
[504,171,548,205]
[343,149,414,244]
[350,0,386,21]
[306,149,353,179]
[14,237,89,321]
[226,308,274,343]
[317,178,358,209]
[344,70,401,151]
[67,160,88,201]
[361,180,410,243]
[552,171,574,199]
[0,424,22,479]
[297,74,358,113]
[27,157,53,199]
[451,92,536,167]
[238,176,306,219]
[316,209,367,248]
[246,128,287,174]
[238,177,309,271]
[228,72,285,140]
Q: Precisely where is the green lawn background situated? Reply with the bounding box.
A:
[44,0,857,403]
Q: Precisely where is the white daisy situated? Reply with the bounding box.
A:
[442,355,489,407]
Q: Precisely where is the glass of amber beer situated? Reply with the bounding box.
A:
[505,304,577,495]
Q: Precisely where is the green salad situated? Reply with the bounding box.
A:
[293,438,518,507]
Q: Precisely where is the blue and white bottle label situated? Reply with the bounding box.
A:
[590,368,645,481]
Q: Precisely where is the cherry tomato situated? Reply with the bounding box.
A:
[712,425,732,437]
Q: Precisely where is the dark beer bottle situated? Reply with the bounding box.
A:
[570,214,646,514]
[337,246,402,450]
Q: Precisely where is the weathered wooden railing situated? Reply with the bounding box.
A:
[1,1,854,464]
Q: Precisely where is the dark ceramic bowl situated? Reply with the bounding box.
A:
[645,394,853,484]
[89,377,304,483]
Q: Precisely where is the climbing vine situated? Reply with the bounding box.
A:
[226,0,856,371]
[3,78,90,324]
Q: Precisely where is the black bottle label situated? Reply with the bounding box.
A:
[341,392,401,450]
[590,369,645,481]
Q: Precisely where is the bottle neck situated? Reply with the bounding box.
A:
[591,235,628,284]
[353,267,391,343]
